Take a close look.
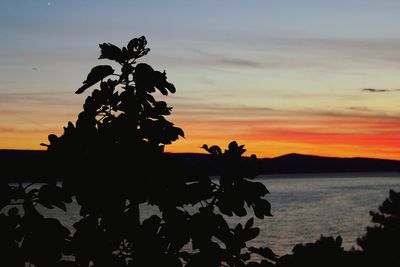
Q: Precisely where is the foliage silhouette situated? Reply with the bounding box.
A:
[274,235,364,267]
[0,36,273,267]
[357,189,400,267]
[275,236,344,267]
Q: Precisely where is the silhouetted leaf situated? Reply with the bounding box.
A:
[173,126,185,138]
[154,71,176,95]
[127,36,150,59]
[38,184,68,211]
[48,134,59,146]
[234,204,247,217]
[142,215,162,233]
[240,252,251,261]
[226,141,246,157]
[248,247,278,261]
[243,227,260,242]
[99,43,122,62]
[76,65,114,94]
[216,198,233,217]
[201,144,222,155]
[254,198,272,219]
[245,217,254,229]
[252,182,269,196]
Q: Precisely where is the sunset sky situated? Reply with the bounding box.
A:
[1,1,400,159]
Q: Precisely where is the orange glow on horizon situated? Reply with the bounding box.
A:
[1,113,400,160]
[2,132,400,160]
[164,114,400,160]
[165,137,400,160]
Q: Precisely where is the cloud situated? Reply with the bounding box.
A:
[156,37,400,71]
[362,88,389,92]
[191,51,264,69]
[208,53,263,68]
[0,126,53,135]
[271,37,400,64]
[346,106,373,112]
[171,101,276,120]
[0,91,77,106]
[362,88,400,93]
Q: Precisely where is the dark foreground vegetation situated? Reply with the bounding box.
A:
[1,150,399,182]
[0,37,399,267]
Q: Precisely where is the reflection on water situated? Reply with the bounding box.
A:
[255,172,400,255]
[34,172,400,256]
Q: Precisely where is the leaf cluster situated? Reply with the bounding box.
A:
[0,182,72,267]
[357,190,400,266]
[0,37,275,267]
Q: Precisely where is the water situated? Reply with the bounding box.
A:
[29,172,400,256]
[254,172,400,255]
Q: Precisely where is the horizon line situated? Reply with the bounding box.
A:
[1,148,398,162]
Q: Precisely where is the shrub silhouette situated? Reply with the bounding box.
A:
[0,36,274,267]
[274,235,372,267]
[275,236,346,267]
[357,189,400,267]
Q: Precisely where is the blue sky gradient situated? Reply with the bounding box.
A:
[1,1,400,158]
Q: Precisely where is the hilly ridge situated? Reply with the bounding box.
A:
[0,150,399,181]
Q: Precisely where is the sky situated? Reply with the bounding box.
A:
[1,0,400,159]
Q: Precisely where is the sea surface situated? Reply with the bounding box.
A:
[34,172,400,256]
[252,172,400,255]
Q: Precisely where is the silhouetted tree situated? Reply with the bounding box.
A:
[274,236,363,267]
[357,189,400,267]
[0,36,274,267]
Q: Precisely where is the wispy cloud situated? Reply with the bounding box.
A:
[346,106,373,112]
[0,91,79,106]
[362,88,400,93]
[0,127,52,135]
[153,36,400,72]
[204,52,263,68]
[169,93,400,122]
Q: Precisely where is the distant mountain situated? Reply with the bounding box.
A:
[0,150,48,182]
[262,153,400,174]
[168,152,400,175]
[0,150,399,181]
